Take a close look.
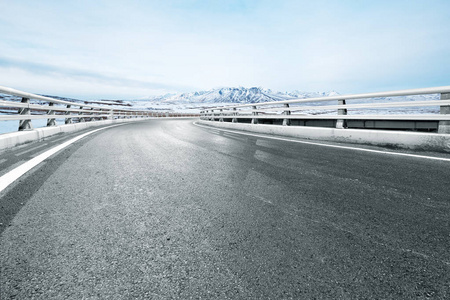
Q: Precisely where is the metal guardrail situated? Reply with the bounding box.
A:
[200,86,450,133]
[0,86,198,132]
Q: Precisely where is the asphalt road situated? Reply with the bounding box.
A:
[1,119,449,299]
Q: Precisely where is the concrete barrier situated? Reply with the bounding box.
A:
[198,120,450,152]
[0,118,145,151]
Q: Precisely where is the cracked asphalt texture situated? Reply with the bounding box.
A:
[1,119,449,299]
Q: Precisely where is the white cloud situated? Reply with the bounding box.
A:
[0,0,449,99]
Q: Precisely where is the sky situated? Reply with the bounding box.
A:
[0,0,449,100]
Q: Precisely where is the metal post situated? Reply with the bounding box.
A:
[336,99,347,129]
[438,93,450,134]
[89,107,95,122]
[78,106,85,122]
[18,97,32,131]
[65,105,73,124]
[251,106,258,124]
[219,109,223,122]
[46,102,56,127]
[282,104,291,126]
[232,108,237,123]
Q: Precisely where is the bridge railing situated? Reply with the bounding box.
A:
[0,86,198,133]
[200,86,450,133]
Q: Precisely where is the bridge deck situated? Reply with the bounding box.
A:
[1,119,449,298]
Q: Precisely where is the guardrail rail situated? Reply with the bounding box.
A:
[200,86,450,134]
[0,86,199,133]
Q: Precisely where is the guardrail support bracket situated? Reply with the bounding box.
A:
[251,106,258,124]
[78,106,85,122]
[438,93,450,133]
[18,97,33,131]
[46,102,56,127]
[283,104,291,126]
[336,99,347,129]
[65,105,73,124]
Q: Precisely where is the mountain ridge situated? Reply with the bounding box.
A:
[143,87,340,104]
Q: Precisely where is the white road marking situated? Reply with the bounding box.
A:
[193,122,450,163]
[0,124,122,193]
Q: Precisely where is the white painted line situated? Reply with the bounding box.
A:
[0,124,122,193]
[193,122,450,163]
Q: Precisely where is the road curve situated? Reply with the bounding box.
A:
[1,119,449,299]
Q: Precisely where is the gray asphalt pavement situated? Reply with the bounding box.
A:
[1,119,449,299]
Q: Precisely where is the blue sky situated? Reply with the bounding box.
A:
[0,0,449,99]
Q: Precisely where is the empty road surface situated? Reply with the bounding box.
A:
[1,119,449,299]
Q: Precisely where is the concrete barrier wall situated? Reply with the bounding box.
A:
[198,120,450,152]
[0,118,145,151]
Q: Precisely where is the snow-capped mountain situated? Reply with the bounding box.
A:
[158,87,339,104]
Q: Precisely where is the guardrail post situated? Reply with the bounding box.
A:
[251,106,258,124]
[232,108,237,123]
[438,93,450,133]
[78,106,85,122]
[283,104,291,126]
[65,105,73,124]
[46,102,56,127]
[89,108,95,121]
[18,97,32,131]
[336,99,347,129]
[219,109,224,122]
